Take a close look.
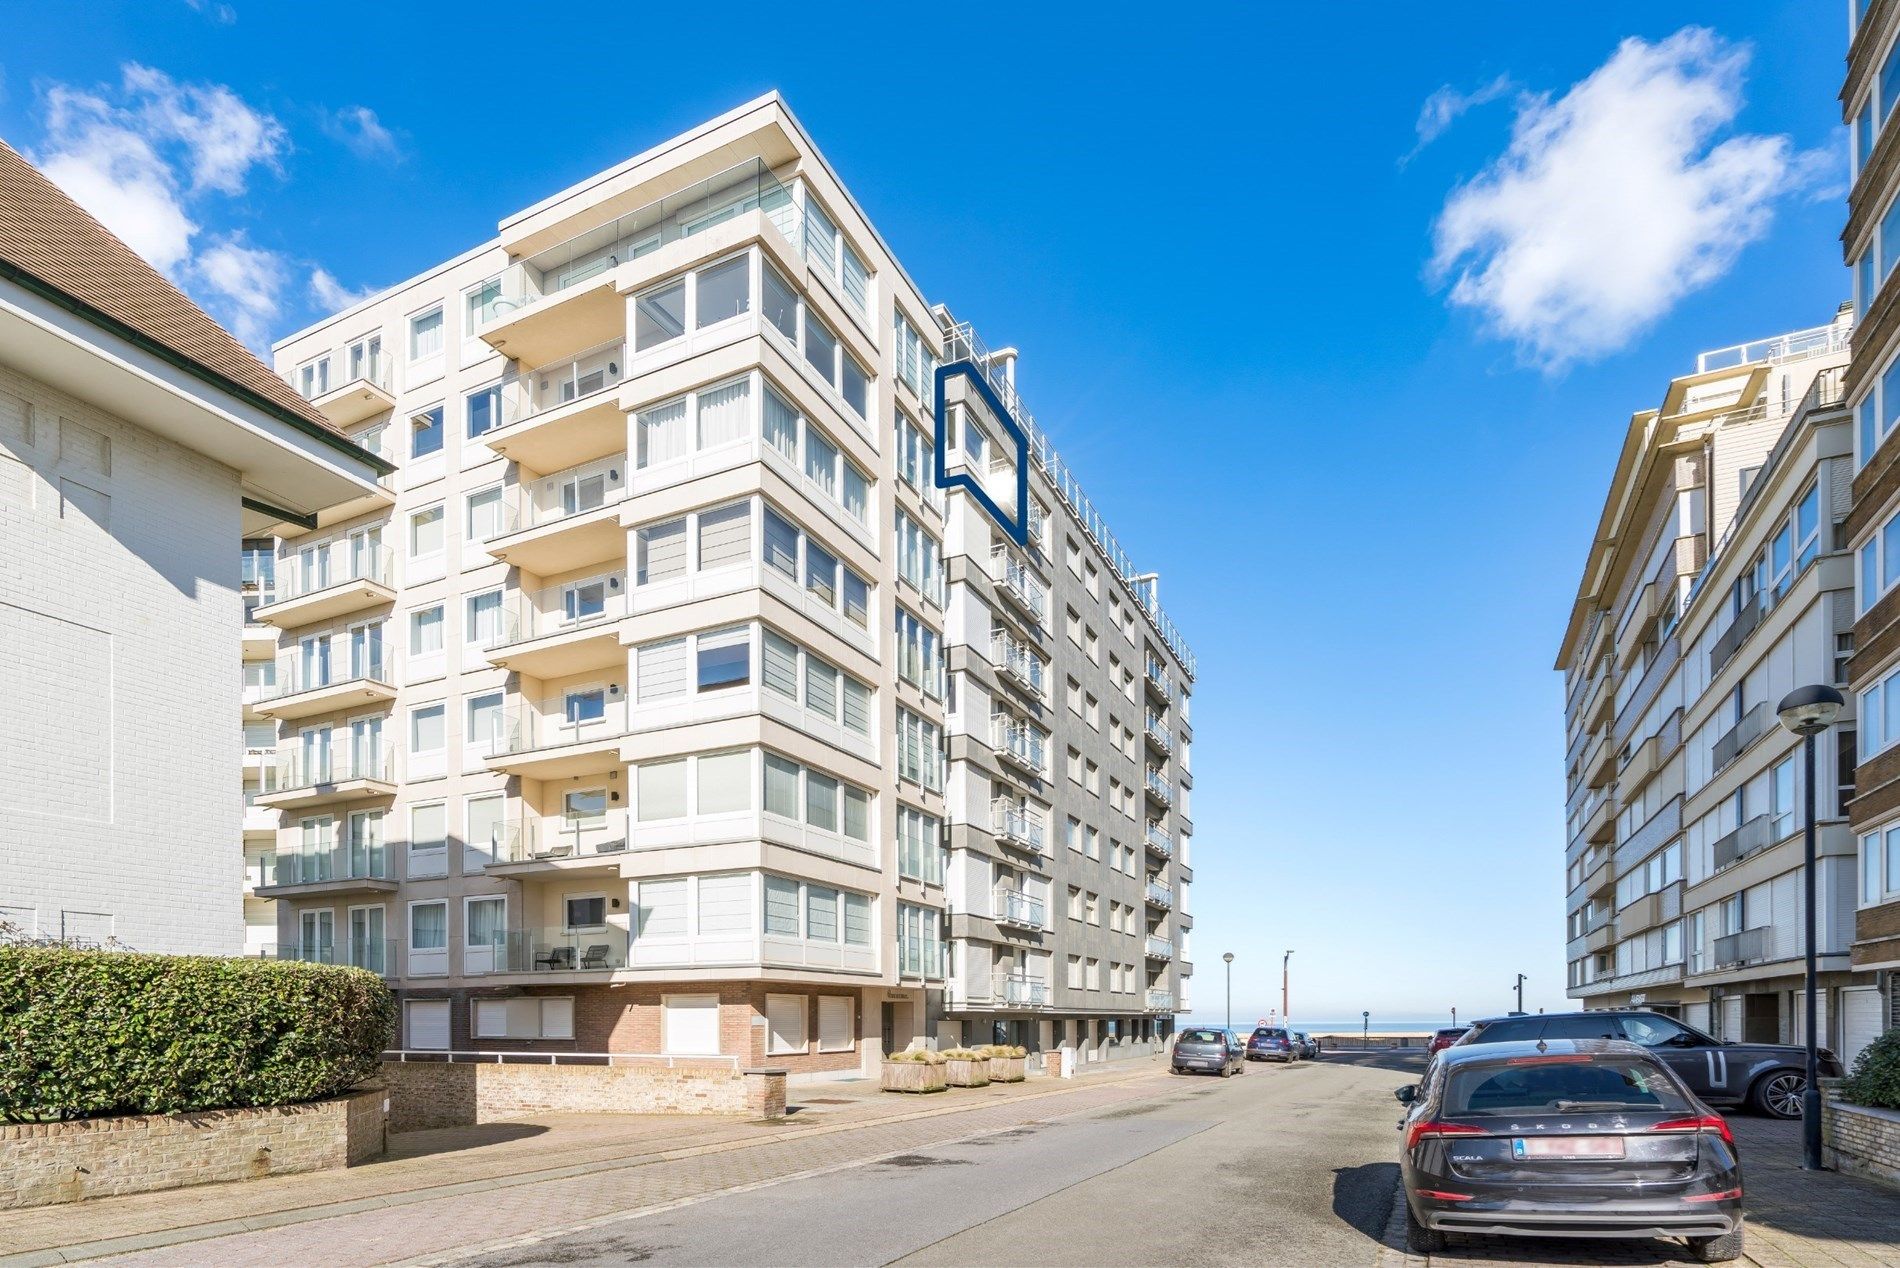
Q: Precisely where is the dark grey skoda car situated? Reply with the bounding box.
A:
[1396,1039,1743,1261]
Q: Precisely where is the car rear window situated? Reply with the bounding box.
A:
[1180,1029,1225,1045]
[1436,1028,1467,1039]
[1252,1028,1287,1040]
[1539,1015,1621,1040]
[1445,1058,1692,1116]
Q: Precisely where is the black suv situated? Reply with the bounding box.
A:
[1456,1010,1841,1119]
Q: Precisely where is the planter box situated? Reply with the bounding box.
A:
[881,1061,947,1094]
[1823,1096,1900,1191]
[988,1056,1027,1083]
[945,1058,990,1088]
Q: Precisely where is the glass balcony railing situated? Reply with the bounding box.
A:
[496,695,628,755]
[1144,769,1173,804]
[492,814,630,862]
[1146,935,1174,960]
[260,645,392,700]
[491,159,794,315]
[995,889,1047,930]
[991,800,1047,853]
[1146,988,1175,1011]
[989,546,1047,622]
[261,741,396,793]
[1144,657,1172,701]
[991,716,1047,776]
[270,543,394,604]
[994,971,1049,1008]
[467,927,629,974]
[1145,881,1174,908]
[495,454,627,537]
[991,632,1047,697]
[256,940,396,975]
[489,574,627,649]
[1144,823,1173,857]
[499,340,627,430]
[1144,712,1173,754]
[260,840,393,886]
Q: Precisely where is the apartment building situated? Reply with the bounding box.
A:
[254,95,1193,1073]
[1840,0,1900,1051]
[0,141,387,955]
[1557,313,1885,1068]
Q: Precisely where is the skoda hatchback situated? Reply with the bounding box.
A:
[1395,1039,1743,1262]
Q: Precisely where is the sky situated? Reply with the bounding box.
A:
[0,1,1858,1025]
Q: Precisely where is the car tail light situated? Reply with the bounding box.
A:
[1406,1120,1488,1151]
[1683,1187,1742,1203]
[1650,1115,1734,1146]
[1414,1189,1473,1202]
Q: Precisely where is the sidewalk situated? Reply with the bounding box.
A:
[1377,1116,1900,1267]
[0,1054,1170,1267]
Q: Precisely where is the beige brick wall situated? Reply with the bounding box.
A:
[0,1087,386,1209]
[1823,1097,1900,1189]
[381,1059,757,1131]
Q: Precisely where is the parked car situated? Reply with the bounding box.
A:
[1428,1026,1470,1055]
[1455,1010,1842,1119]
[1292,1031,1320,1059]
[1395,1038,1743,1261]
[1246,1026,1298,1063]
[1172,1026,1245,1077]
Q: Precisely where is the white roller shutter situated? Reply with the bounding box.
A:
[1842,986,1882,1070]
[767,993,808,1055]
[1793,991,1830,1048]
[664,994,720,1055]
[406,1000,450,1050]
[1720,995,1743,1042]
[818,996,853,1052]
[541,997,575,1040]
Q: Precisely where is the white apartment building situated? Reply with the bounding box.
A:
[1559,313,1886,1067]
[255,96,1194,1073]
[0,141,387,955]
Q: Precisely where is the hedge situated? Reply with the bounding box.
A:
[1839,1028,1900,1111]
[0,946,394,1120]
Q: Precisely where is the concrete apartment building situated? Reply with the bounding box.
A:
[1557,312,1890,1068]
[1841,0,1900,1048]
[0,141,387,955]
[251,96,1194,1073]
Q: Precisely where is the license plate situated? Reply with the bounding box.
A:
[1513,1136,1625,1160]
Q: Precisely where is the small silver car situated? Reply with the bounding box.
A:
[1172,1026,1245,1077]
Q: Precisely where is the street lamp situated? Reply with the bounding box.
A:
[1282,949,1294,1025]
[1776,683,1844,1173]
[1223,952,1235,1033]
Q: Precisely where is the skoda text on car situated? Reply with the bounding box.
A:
[1172,1027,1245,1076]
[1395,1039,1744,1261]
[1247,1026,1298,1063]
[1455,1010,1842,1119]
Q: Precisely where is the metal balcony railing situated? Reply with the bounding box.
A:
[1145,881,1174,908]
[1144,712,1173,753]
[991,716,1048,777]
[1708,593,1764,676]
[261,741,396,793]
[1711,702,1770,774]
[1712,814,1772,872]
[1144,769,1172,805]
[991,800,1047,853]
[1711,927,1767,968]
[995,889,1048,930]
[1144,656,1172,701]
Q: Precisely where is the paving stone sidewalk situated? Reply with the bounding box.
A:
[0,1058,1169,1268]
[1376,1118,1900,1268]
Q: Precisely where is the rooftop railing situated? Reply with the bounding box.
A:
[1696,321,1850,373]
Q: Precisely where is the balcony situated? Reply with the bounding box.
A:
[989,546,1047,626]
[1711,927,1767,969]
[252,651,395,722]
[485,574,628,678]
[484,340,629,474]
[1145,935,1174,961]
[1584,793,1617,846]
[486,694,627,779]
[486,815,630,877]
[990,632,1047,700]
[481,159,793,365]
[994,889,1048,931]
[465,926,630,976]
[1712,814,1772,872]
[1708,593,1763,677]
[1617,889,1669,936]
[308,354,395,428]
[994,970,1049,1009]
[1710,701,1770,774]
[991,716,1047,779]
[1144,657,1172,704]
[484,454,628,576]
[1146,988,1174,1012]
[1143,712,1173,755]
[1619,734,1661,792]
[1145,822,1174,858]
[991,800,1048,856]
[253,842,397,899]
[1144,768,1173,807]
[254,742,397,811]
[1145,881,1174,909]
[252,545,395,628]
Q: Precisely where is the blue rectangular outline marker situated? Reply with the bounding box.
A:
[933,359,1031,548]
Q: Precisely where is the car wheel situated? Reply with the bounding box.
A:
[1404,1204,1447,1255]
[1687,1221,1744,1263]
[1751,1071,1805,1119]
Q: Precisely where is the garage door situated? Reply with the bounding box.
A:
[406,999,450,1050]
[1719,995,1743,1042]
[663,994,720,1055]
[1842,986,1883,1071]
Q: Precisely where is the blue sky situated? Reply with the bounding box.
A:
[0,2,1856,1023]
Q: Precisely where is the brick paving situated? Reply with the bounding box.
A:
[1377,1118,1900,1268]
[0,1061,1168,1268]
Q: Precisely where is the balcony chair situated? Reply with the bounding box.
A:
[536,945,576,971]
[580,944,610,970]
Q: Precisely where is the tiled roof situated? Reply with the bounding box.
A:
[0,139,347,442]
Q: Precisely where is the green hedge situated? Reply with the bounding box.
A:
[0,946,393,1120]
[1839,1028,1900,1111]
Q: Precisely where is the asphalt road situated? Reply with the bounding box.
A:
[454,1051,1421,1268]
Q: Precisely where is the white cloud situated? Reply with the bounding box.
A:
[192,234,286,348]
[321,105,402,162]
[37,84,198,272]
[183,0,237,24]
[1406,74,1515,162]
[1428,28,1820,371]
[121,63,285,195]
[308,266,378,312]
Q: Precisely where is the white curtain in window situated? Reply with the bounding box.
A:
[696,750,751,815]
[763,875,801,936]
[697,873,752,935]
[465,794,503,866]
[805,430,839,497]
[637,398,689,468]
[763,631,800,700]
[637,880,687,939]
[843,465,868,524]
[698,502,752,570]
[410,902,446,948]
[638,519,688,584]
[697,379,751,449]
[637,637,688,701]
[637,758,688,821]
[763,388,798,462]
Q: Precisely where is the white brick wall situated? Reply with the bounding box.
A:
[0,362,244,954]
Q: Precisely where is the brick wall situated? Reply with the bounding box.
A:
[381,1060,758,1130]
[1823,1097,1900,1189]
[0,1087,386,1209]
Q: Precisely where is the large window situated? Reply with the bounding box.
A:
[633,253,750,353]
[897,805,943,884]
[762,752,872,842]
[760,504,871,627]
[757,259,870,418]
[626,750,753,822]
[897,708,943,791]
[897,902,944,977]
[893,314,936,400]
[1860,822,1900,905]
[895,510,943,604]
[410,406,444,459]
[635,501,751,587]
[762,874,872,946]
[1861,661,1900,759]
[408,306,443,361]
[894,409,942,510]
[466,385,500,438]
[1860,500,1900,614]
[761,629,873,735]
[894,606,943,696]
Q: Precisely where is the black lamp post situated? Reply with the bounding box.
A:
[1776,684,1844,1172]
[1222,952,1235,1033]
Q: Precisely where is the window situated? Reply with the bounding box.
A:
[466,486,504,543]
[897,709,942,790]
[818,996,853,1052]
[897,806,943,884]
[297,355,331,400]
[637,758,687,821]
[697,502,752,571]
[564,895,606,929]
[767,994,807,1055]
[465,279,501,332]
[661,993,720,1055]
[1862,660,1900,758]
[410,605,444,655]
[894,607,942,696]
[409,900,446,949]
[697,749,751,815]
[465,589,503,646]
[762,261,798,339]
[466,385,500,438]
[473,997,574,1041]
[410,406,444,459]
[895,510,943,603]
[696,626,749,691]
[897,902,944,977]
[762,753,872,840]
[637,518,687,584]
[410,705,445,758]
[466,692,503,756]
[410,505,445,557]
[409,306,443,360]
[634,278,687,350]
[696,255,749,327]
[764,875,801,936]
